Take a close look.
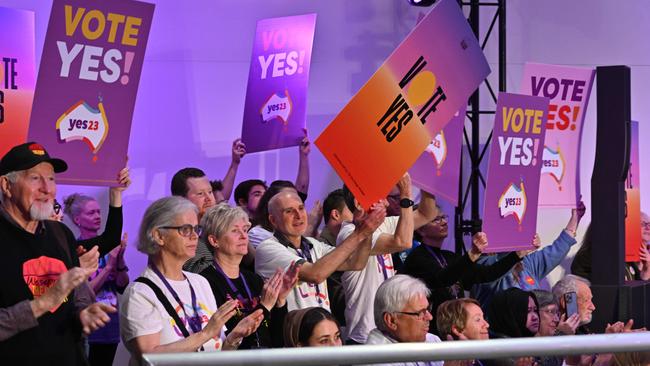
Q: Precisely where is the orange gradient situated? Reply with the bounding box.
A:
[315,66,431,209]
[1,90,34,157]
[626,189,642,262]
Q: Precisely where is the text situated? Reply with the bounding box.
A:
[57,42,134,84]
[258,50,305,79]
[376,56,447,143]
[67,118,100,131]
[65,5,142,46]
[530,77,585,102]
[2,57,18,89]
[542,159,559,168]
[498,136,538,166]
[266,102,287,114]
[376,94,413,142]
[504,197,522,208]
[502,107,543,134]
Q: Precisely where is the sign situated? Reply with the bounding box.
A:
[482,92,549,252]
[0,7,35,157]
[520,63,595,208]
[315,0,490,209]
[625,121,642,262]
[409,107,465,203]
[241,13,316,153]
[28,0,154,185]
